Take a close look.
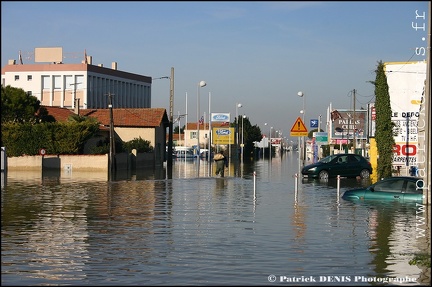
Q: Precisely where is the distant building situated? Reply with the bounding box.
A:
[1,47,152,110]
[43,106,169,165]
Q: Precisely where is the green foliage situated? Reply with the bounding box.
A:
[123,137,153,153]
[1,85,41,124]
[409,253,431,268]
[240,117,263,160]
[2,121,100,156]
[89,139,110,154]
[373,61,395,178]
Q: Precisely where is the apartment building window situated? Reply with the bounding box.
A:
[53,76,61,89]
[14,75,19,81]
[42,76,51,89]
[191,131,197,139]
[27,75,32,81]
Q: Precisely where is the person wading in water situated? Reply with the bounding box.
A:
[214,151,228,177]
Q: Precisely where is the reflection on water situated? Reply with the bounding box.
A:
[1,153,430,286]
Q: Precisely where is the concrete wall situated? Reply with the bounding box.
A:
[6,153,156,173]
[7,154,109,172]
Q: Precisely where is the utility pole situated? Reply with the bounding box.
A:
[167,67,174,176]
[353,89,356,151]
[108,93,115,181]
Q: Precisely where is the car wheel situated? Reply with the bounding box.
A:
[360,169,370,179]
[319,170,329,180]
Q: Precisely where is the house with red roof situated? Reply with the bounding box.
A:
[43,106,169,165]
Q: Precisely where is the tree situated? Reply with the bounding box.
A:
[123,137,153,153]
[373,61,395,178]
[239,117,263,160]
[1,85,41,124]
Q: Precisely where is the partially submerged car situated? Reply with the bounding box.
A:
[342,176,424,203]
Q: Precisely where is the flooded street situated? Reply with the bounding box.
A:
[1,153,430,286]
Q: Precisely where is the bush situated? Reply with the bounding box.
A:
[2,121,100,156]
[123,137,153,153]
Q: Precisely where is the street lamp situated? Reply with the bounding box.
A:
[153,73,174,171]
[263,123,267,159]
[236,103,242,161]
[298,91,306,167]
[197,80,207,157]
[241,114,246,163]
[269,126,273,160]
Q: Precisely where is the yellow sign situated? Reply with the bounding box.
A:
[212,127,235,145]
[290,117,308,136]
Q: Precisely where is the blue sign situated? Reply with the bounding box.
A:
[211,113,230,122]
[215,129,231,136]
[310,119,318,128]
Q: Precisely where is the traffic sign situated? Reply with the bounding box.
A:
[310,119,318,128]
[290,117,308,136]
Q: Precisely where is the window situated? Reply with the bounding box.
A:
[374,179,404,192]
[191,131,197,139]
[27,75,32,81]
[350,155,361,163]
[405,180,423,194]
[14,75,19,81]
[42,76,51,89]
[53,76,61,89]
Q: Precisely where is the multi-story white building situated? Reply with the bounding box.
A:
[1,47,152,110]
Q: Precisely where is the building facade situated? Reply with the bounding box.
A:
[1,50,152,110]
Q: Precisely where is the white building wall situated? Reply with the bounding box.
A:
[2,63,151,110]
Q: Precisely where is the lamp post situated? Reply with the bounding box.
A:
[153,73,174,172]
[236,103,242,161]
[264,123,267,159]
[197,80,207,157]
[298,91,306,168]
[241,114,246,163]
[269,126,273,160]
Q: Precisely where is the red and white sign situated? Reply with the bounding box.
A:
[392,143,417,165]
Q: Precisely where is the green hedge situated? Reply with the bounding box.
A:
[2,121,100,157]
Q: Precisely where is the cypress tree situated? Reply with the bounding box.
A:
[373,61,395,179]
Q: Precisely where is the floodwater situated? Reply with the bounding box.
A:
[1,152,430,286]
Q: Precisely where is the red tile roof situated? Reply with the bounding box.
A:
[81,108,168,127]
[42,106,168,128]
[41,106,75,121]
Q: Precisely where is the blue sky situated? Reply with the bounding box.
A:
[1,1,429,139]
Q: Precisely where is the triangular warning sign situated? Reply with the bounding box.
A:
[290,117,308,136]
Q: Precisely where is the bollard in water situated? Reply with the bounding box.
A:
[337,175,340,203]
[294,173,299,203]
[253,171,256,200]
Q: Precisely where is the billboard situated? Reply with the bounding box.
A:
[35,47,63,63]
[212,127,235,145]
[329,109,368,140]
[384,61,426,166]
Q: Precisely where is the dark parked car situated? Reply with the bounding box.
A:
[301,153,372,180]
[342,176,424,203]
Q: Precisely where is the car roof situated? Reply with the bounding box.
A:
[378,176,423,181]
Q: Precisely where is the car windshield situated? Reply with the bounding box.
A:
[319,155,338,163]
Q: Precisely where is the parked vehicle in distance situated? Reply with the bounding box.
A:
[342,176,424,203]
[173,147,196,159]
[301,153,372,180]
